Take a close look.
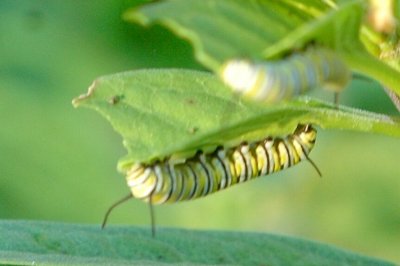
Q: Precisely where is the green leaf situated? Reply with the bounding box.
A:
[73,69,400,171]
[0,220,395,266]
[124,0,361,68]
[125,0,400,98]
[124,0,334,70]
[73,69,265,169]
[262,0,365,58]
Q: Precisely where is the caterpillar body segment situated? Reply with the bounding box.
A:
[219,48,351,103]
[126,124,319,205]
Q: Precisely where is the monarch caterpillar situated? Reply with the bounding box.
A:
[219,48,351,104]
[102,124,321,236]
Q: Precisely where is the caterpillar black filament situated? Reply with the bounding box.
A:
[219,48,350,103]
[102,124,321,236]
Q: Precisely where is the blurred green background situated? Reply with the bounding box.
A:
[1,0,399,263]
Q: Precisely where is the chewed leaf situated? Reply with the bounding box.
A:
[73,69,265,166]
[73,69,400,172]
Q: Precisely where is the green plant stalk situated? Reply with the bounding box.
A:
[343,50,400,94]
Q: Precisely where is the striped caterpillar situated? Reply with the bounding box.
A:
[219,48,351,103]
[102,124,321,236]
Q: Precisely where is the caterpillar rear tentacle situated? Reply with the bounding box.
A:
[102,124,320,236]
[219,48,351,106]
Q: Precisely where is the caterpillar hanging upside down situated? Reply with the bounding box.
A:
[219,47,351,103]
[102,124,321,236]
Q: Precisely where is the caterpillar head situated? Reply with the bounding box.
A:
[294,124,317,144]
[220,59,259,94]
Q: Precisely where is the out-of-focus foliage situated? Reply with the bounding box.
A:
[125,0,400,94]
[0,0,200,223]
[1,0,399,263]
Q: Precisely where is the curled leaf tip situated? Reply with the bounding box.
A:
[72,80,98,107]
